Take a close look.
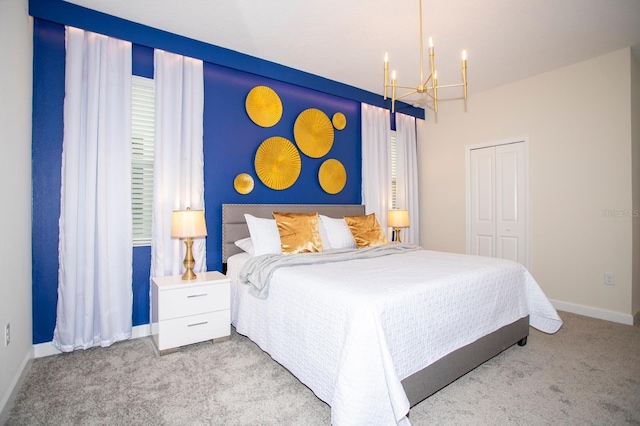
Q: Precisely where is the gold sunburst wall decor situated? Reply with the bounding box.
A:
[318,158,347,194]
[234,173,254,194]
[332,112,346,130]
[254,136,301,190]
[245,86,283,128]
[293,108,334,158]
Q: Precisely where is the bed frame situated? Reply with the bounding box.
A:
[221,203,529,407]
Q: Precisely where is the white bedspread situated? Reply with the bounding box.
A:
[227,249,562,426]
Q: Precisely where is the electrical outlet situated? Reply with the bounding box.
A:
[4,323,9,347]
[604,272,615,286]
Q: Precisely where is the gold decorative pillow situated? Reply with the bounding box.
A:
[272,212,323,254]
[344,213,389,248]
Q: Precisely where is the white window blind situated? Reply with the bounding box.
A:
[131,76,155,247]
[390,130,397,209]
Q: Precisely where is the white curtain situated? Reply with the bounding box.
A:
[361,103,392,239]
[395,113,420,244]
[151,50,205,278]
[53,27,133,352]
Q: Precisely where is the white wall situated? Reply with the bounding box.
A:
[632,51,640,319]
[418,48,635,323]
[0,0,34,421]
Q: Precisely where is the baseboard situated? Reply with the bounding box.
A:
[0,347,33,425]
[33,340,61,358]
[132,323,151,339]
[33,324,151,359]
[550,299,634,325]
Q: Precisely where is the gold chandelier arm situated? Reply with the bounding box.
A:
[392,84,422,91]
[462,50,468,99]
[394,89,418,101]
[433,82,465,89]
[383,55,389,100]
[429,40,435,88]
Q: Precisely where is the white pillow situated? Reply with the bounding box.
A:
[244,214,282,256]
[319,215,357,249]
[234,237,255,256]
[318,219,331,250]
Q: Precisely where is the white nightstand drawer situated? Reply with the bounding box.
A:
[158,281,230,320]
[151,271,231,354]
[156,310,230,350]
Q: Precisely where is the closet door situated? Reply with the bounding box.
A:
[469,142,526,265]
[495,143,526,263]
[470,147,496,258]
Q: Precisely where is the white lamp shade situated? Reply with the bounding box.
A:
[171,209,208,239]
[388,209,409,228]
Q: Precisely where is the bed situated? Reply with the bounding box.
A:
[222,203,562,426]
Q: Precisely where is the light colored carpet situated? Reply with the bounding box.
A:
[7,311,640,425]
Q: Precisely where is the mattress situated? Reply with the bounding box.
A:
[227,248,562,426]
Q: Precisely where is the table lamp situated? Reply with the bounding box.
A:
[171,207,207,280]
[388,209,409,243]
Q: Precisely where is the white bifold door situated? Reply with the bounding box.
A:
[469,141,527,266]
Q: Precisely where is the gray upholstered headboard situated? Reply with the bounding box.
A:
[222,204,365,263]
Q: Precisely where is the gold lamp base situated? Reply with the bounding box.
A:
[393,227,402,243]
[182,237,197,280]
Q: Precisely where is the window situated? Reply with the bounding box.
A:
[390,130,397,210]
[131,76,155,247]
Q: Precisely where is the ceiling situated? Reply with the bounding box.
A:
[66,0,640,108]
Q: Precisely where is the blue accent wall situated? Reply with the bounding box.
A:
[29,0,423,118]
[32,22,158,343]
[31,20,361,344]
[30,0,420,344]
[32,19,65,344]
[203,64,361,271]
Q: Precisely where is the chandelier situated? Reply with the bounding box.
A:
[383,0,468,113]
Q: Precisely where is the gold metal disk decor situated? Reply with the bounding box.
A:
[318,158,347,194]
[254,136,301,190]
[245,86,283,128]
[234,173,254,195]
[293,108,334,158]
[332,112,347,130]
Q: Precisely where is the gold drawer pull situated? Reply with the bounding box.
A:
[187,293,208,298]
[187,321,208,327]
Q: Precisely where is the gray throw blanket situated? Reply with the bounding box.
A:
[240,243,421,299]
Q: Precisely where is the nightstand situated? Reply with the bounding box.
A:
[151,271,230,355]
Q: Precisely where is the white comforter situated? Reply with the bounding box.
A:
[227,249,562,426]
